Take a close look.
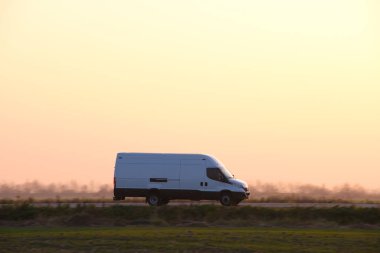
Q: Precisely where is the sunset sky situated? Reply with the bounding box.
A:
[1,0,379,189]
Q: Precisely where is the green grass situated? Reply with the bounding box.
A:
[1,227,380,253]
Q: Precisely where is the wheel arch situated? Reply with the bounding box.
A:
[147,188,160,196]
[220,189,232,196]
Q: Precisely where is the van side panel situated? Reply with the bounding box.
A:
[115,157,180,190]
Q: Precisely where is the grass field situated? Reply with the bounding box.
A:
[1,227,380,253]
[2,205,380,252]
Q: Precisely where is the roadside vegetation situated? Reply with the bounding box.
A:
[1,204,380,228]
[2,197,380,205]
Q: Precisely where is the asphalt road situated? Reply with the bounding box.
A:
[2,202,380,208]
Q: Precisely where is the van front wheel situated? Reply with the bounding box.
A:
[220,192,236,206]
[147,193,161,206]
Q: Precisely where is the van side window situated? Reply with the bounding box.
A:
[207,168,226,182]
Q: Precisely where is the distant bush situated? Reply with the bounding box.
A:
[0,203,38,221]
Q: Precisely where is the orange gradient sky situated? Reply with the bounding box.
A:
[1,0,379,188]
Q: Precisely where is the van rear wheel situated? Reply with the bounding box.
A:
[147,193,161,206]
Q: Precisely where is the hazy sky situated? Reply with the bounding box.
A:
[1,0,379,188]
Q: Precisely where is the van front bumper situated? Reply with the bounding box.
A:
[232,191,250,201]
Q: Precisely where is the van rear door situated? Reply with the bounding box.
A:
[179,159,206,199]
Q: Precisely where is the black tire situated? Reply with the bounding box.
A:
[146,192,161,206]
[220,192,236,206]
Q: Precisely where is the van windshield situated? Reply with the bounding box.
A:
[219,166,233,179]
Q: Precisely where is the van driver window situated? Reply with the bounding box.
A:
[207,168,225,182]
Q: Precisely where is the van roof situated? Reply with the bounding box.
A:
[117,152,210,157]
[116,153,223,167]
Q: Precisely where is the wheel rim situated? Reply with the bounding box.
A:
[221,195,230,205]
[149,195,159,205]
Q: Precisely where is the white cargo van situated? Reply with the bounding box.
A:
[113,153,250,206]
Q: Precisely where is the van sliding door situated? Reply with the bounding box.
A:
[179,159,206,200]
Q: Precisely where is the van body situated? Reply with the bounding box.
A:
[113,153,250,206]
